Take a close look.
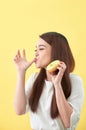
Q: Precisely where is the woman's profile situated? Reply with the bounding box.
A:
[14,32,84,130]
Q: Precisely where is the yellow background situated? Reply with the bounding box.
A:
[0,0,86,130]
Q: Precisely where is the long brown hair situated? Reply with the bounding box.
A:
[29,32,75,119]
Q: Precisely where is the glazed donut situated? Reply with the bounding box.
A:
[46,60,60,73]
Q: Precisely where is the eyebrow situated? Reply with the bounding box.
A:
[35,44,46,48]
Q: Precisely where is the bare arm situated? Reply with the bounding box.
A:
[14,70,26,115]
[14,50,35,115]
[51,62,73,128]
[55,84,73,128]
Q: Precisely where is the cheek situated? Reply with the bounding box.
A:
[45,50,51,58]
[42,54,51,61]
[42,56,51,66]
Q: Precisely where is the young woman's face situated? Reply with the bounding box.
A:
[35,38,52,68]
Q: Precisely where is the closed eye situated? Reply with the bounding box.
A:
[35,48,45,52]
[39,48,44,50]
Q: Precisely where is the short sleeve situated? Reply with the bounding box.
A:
[67,74,84,129]
[25,72,38,113]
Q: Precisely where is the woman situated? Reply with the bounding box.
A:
[14,32,84,130]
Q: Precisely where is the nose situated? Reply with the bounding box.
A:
[35,50,39,57]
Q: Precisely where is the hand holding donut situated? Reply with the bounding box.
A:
[46,60,67,87]
[14,49,36,72]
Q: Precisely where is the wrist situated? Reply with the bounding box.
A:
[17,70,26,76]
[54,83,61,89]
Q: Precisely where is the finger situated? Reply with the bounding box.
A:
[22,49,26,58]
[59,62,66,70]
[14,56,18,62]
[29,58,36,65]
[57,66,66,79]
[15,50,21,60]
[18,50,21,58]
[13,52,18,61]
[60,61,66,66]
[57,66,66,74]
[14,57,17,62]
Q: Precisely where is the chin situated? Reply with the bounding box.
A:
[35,63,46,69]
[35,64,41,68]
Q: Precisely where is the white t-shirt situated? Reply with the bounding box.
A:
[25,73,84,130]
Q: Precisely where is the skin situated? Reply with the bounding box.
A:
[14,38,73,128]
[34,38,52,68]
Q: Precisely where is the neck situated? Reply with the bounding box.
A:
[46,71,52,81]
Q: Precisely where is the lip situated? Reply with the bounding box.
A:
[34,58,38,63]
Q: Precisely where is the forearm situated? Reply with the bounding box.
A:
[55,84,73,128]
[14,71,26,115]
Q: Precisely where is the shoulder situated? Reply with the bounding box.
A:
[69,73,83,85]
[68,73,84,113]
[25,72,39,89]
[28,72,38,81]
[69,73,84,97]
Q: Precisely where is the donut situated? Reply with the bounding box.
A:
[46,60,60,73]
